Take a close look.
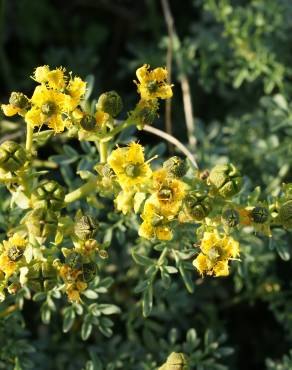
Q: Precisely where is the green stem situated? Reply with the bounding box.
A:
[158,247,168,265]
[65,177,97,204]
[101,118,135,142]
[25,122,34,152]
[99,141,108,163]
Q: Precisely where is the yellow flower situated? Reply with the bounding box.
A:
[1,104,21,117]
[0,233,27,278]
[47,68,66,90]
[108,142,152,190]
[138,199,174,241]
[95,111,109,129]
[193,230,239,277]
[152,169,186,215]
[66,77,87,110]
[25,85,69,132]
[33,66,66,90]
[33,65,50,83]
[135,64,173,100]
[66,281,87,302]
[115,190,134,214]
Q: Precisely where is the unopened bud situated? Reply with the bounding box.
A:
[26,208,58,239]
[9,92,29,110]
[279,200,292,229]
[158,352,189,370]
[97,91,123,117]
[163,156,187,178]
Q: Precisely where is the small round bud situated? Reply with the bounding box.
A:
[65,252,83,270]
[0,141,27,172]
[27,262,57,292]
[8,245,24,262]
[74,215,99,241]
[101,163,114,177]
[97,91,123,117]
[251,206,269,224]
[222,208,240,227]
[163,156,187,178]
[279,200,292,230]
[159,352,189,370]
[135,100,158,129]
[26,208,58,239]
[209,164,242,198]
[82,262,97,282]
[80,114,96,131]
[32,180,65,211]
[9,92,29,110]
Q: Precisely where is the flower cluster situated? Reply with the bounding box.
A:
[0,63,290,313]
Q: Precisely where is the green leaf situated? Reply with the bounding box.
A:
[81,321,93,340]
[63,308,75,333]
[179,263,194,293]
[142,284,153,317]
[98,304,121,315]
[83,290,99,299]
[132,249,154,266]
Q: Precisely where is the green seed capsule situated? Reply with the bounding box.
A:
[279,200,292,230]
[26,208,58,239]
[32,180,65,211]
[184,191,212,221]
[74,215,99,241]
[163,156,187,178]
[0,141,27,172]
[80,114,96,131]
[97,91,123,117]
[209,164,242,198]
[251,206,269,224]
[222,208,240,227]
[82,262,97,282]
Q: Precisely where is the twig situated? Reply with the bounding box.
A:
[143,124,198,169]
[160,0,197,148]
[161,0,174,150]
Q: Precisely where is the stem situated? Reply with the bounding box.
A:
[65,177,97,204]
[143,124,199,169]
[99,141,108,163]
[25,122,34,152]
[158,247,168,265]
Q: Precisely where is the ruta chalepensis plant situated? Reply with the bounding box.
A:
[0,64,291,368]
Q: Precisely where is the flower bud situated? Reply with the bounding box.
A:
[82,262,97,282]
[74,215,99,241]
[184,191,212,221]
[0,141,27,172]
[65,252,83,270]
[163,156,187,178]
[9,92,29,110]
[97,91,123,117]
[32,180,65,211]
[279,200,292,229]
[222,208,240,228]
[158,352,189,370]
[80,113,96,131]
[135,100,158,129]
[26,208,58,239]
[251,206,269,224]
[209,164,242,198]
